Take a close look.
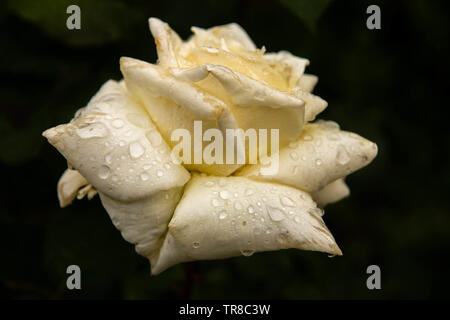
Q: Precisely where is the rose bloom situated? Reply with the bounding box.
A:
[43,18,377,275]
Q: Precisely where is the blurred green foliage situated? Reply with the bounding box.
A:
[1,0,449,299]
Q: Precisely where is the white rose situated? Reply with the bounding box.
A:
[43,18,377,275]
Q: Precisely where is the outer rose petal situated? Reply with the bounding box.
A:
[43,80,190,256]
[313,178,350,207]
[57,168,90,207]
[237,120,378,193]
[151,175,341,275]
[121,57,244,176]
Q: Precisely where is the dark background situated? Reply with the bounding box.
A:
[1,0,449,299]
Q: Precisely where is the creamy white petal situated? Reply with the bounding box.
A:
[148,17,183,68]
[313,178,350,207]
[292,89,328,122]
[151,175,341,275]
[189,22,256,52]
[99,187,183,259]
[264,51,309,89]
[43,79,190,201]
[237,120,378,193]
[121,57,245,176]
[43,79,191,257]
[170,64,305,147]
[298,74,318,93]
[57,168,90,208]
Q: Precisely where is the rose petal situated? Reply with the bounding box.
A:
[42,79,190,201]
[121,57,244,176]
[148,17,184,68]
[151,175,341,275]
[313,178,350,207]
[237,120,378,193]
[57,169,90,208]
[264,51,309,89]
[170,64,305,148]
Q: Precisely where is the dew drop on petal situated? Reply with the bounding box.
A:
[111,119,124,129]
[105,154,112,164]
[219,190,231,200]
[156,170,164,177]
[247,205,255,214]
[290,151,299,161]
[192,242,200,249]
[267,206,285,221]
[245,188,254,196]
[98,165,110,179]
[219,211,228,220]
[315,159,323,166]
[204,180,215,187]
[76,123,108,139]
[336,144,351,165]
[129,142,144,159]
[240,249,255,257]
[280,195,295,207]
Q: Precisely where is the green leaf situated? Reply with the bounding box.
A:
[280,0,333,31]
[7,0,143,46]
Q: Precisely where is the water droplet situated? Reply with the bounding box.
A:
[143,164,152,170]
[290,151,299,161]
[192,242,200,249]
[288,141,298,149]
[146,130,162,147]
[219,190,231,200]
[212,198,223,207]
[140,173,149,181]
[294,216,301,223]
[111,119,124,129]
[105,154,112,164]
[301,155,307,161]
[156,170,164,177]
[280,195,295,207]
[336,144,351,165]
[219,211,228,220]
[98,165,110,179]
[247,205,255,214]
[129,142,144,159]
[233,192,239,198]
[240,249,255,257]
[266,227,272,234]
[164,162,171,169]
[245,188,254,196]
[267,206,285,221]
[76,123,108,139]
[315,159,323,166]
[315,138,322,146]
[204,180,215,187]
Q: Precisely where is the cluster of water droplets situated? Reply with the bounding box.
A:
[74,109,175,186]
